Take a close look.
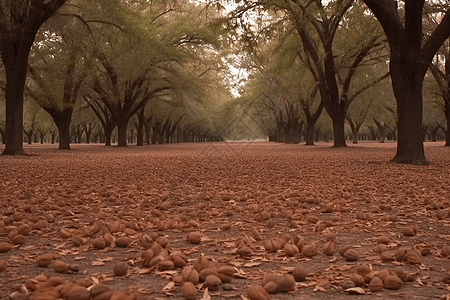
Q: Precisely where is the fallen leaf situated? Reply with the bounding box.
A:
[162,281,175,292]
[201,287,211,300]
[346,287,365,295]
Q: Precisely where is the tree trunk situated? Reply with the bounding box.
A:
[85,130,91,143]
[284,127,292,144]
[390,59,426,164]
[47,108,73,150]
[352,127,359,144]
[291,122,301,144]
[1,0,68,155]
[445,101,450,146]
[332,113,346,147]
[136,108,145,146]
[145,128,151,145]
[103,121,116,146]
[105,127,112,146]
[57,121,71,150]
[25,132,32,144]
[360,0,450,164]
[166,128,171,144]
[314,128,321,142]
[0,128,5,144]
[277,124,284,143]
[117,120,128,147]
[2,67,26,154]
[305,121,315,145]
[159,129,165,144]
[151,127,158,144]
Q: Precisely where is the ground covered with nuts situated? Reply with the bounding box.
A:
[1,141,450,300]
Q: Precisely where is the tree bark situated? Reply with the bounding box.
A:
[0,128,5,144]
[291,121,302,144]
[117,121,128,147]
[305,120,315,145]
[104,127,112,146]
[443,101,450,146]
[136,108,145,146]
[332,113,346,147]
[3,60,28,154]
[45,108,73,149]
[25,131,32,144]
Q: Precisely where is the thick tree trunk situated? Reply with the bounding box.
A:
[352,127,359,144]
[47,108,73,150]
[332,113,346,147]
[117,121,128,147]
[2,66,26,155]
[102,120,116,146]
[284,127,292,144]
[57,121,71,150]
[1,1,68,155]
[305,121,315,145]
[391,60,426,164]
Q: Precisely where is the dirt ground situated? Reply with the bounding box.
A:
[1,141,450,300]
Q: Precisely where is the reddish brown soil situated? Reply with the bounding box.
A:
[1,141,450,300]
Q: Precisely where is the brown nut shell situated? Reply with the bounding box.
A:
[284,243,299,256]
[66,285,90,300]
[369,276,383,292]
[199,267,219,282]
[247,285,271,300]
[53,260,69,273]
[113,262,128,276]
[237,246,253,257]
[301,244,317,258]
[204,274,221,291]
[181,282,197,300]
[0,242,13,253]
[36,253,54,267]
[292,264,308,282]
[343,249,359,261]
[322,240,335,256]
[350,273,365,287]
[264,281,278,294]
[384,275,403,290]
[264,239,280,253]
[181,266,199,285]
[277,274,295,292]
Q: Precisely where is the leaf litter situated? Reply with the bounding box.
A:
[0,142,450,299]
